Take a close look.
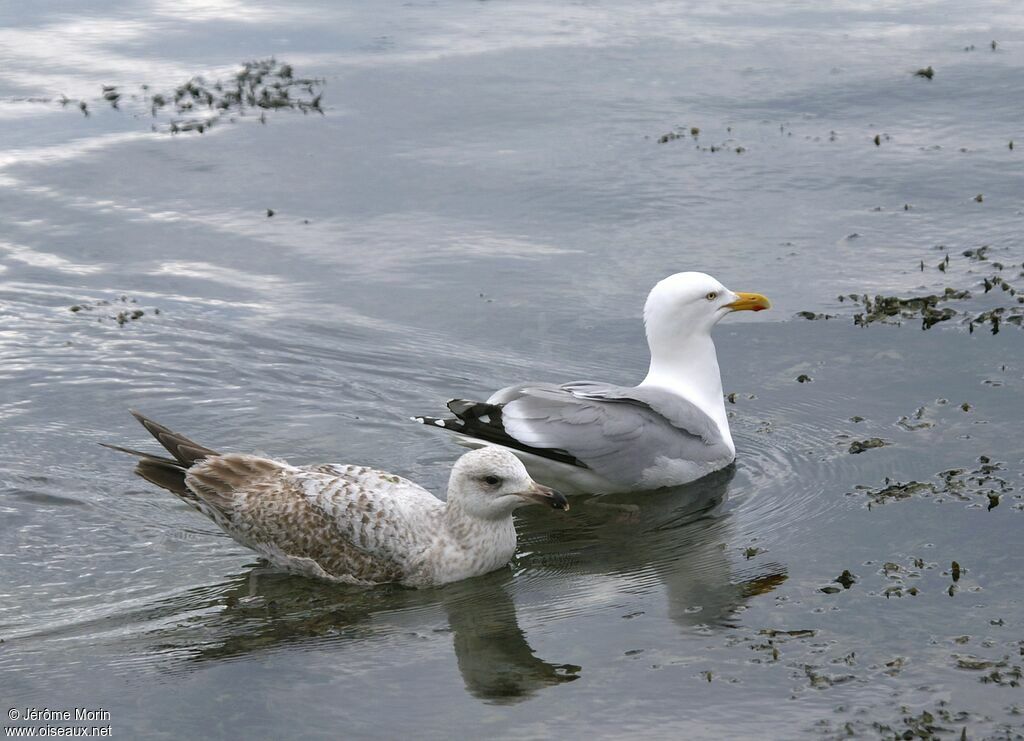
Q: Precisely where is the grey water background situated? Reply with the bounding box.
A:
[1,1,1023,738]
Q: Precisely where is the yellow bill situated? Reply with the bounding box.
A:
[726,292,771,312]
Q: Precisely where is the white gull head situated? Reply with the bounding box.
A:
[446,447,569,520]
[640,271,771,455]
[430,447,568,585]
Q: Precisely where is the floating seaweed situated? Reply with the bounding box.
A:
[37,58,325,136]
[67,295,161,326]
[851,457,1014,507]
[151,59,324,135]
[654,125,747,153]
[848,289,968,329]
[834,570,857,589]
[848,438,888,454]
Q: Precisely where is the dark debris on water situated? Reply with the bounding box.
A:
[848,438,888,454]
[68,295,161,326]
[846,289,967,330]
[833,249,1024,333]
[796,311,836,321]
[39,59,324,136]
[834,570,857,589]
[655,125,747,154]
[851,457,1015,508]
[897,405,934,431]
[818,701,976,740]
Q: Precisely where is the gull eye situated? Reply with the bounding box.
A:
[483,475,502,487]
[706,291,718,301]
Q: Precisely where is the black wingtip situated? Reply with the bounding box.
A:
[412,414,460,429]
[436,398,585,468]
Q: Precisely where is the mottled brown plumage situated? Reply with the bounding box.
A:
[107,412,568,587]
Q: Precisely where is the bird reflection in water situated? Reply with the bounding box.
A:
[440,578,581,703]
[146,565,578,705]
[140,464,781,704]
[513,464,787,630]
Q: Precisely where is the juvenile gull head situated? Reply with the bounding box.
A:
[447,447,569,520]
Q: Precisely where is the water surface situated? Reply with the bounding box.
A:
[1,1,1023,738]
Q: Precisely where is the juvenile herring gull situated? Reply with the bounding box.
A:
[414,272,770,494]
[105,411,568,587]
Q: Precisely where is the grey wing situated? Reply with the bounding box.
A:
[487,382,564,405]
[498,383,730,486]
[561,381,723,444]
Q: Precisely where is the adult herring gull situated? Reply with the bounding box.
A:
[414,272,770,494]
[105,411,568,587]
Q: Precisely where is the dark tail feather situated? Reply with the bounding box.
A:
[135,459,191,496]
[100,440,193,496]
[129,409,219,466]
[99,442,181,467]
[104,412,221,497]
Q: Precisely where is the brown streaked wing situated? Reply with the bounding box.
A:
[185,454,414,583]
